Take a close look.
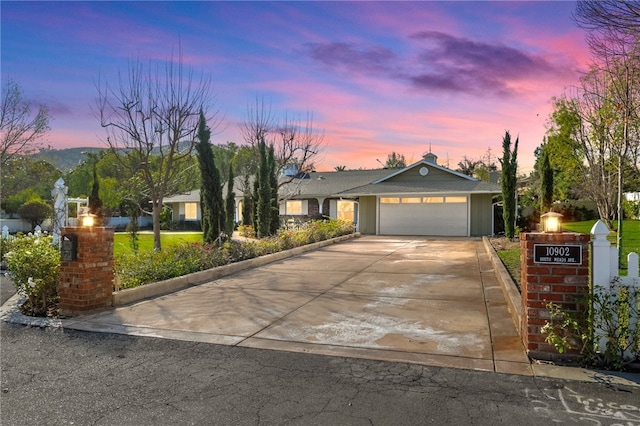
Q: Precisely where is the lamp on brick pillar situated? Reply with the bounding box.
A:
[80,213,97,228]
[540,211,563,233]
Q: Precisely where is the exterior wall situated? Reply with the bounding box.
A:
[358,196,377,234]
[470,194,493,236]
[520,232,590,361]
[385,165,462,183]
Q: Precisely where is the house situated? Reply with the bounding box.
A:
[163,152,502,237]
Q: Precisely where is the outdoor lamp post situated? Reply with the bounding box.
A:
[540,211,563,233]
[81,213,96,227]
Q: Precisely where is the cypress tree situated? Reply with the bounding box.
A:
[267,145,279,235]
[225,162,236,238]
[499,131,519,240]
[241,172,252,227]
[539,147,554,214]
[88,165,103,225]
[195,111,224,244]
[256,137,271,238]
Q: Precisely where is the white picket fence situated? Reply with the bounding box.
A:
[591,220,640,360]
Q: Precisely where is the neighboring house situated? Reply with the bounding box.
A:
[164,152,502,237]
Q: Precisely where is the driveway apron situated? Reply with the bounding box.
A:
[65,236,531,375]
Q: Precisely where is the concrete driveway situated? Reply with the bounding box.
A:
[62,236,531,375]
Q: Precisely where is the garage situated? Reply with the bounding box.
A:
[378,195,469,236]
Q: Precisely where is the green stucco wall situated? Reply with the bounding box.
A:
[358,196,377,234]
[470,193,494,236]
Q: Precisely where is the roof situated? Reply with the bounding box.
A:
[337,179,501,196]
[164,161,501,203]
[280,169,390,199]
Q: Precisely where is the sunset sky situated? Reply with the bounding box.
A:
[2,1,591,173]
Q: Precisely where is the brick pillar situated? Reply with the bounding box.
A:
[58,226,114,316]
[520,232,590,360]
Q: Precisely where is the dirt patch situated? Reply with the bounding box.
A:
[489,237,520,252]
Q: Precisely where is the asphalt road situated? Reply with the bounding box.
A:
[1,322,639,425]
[0,273,17,306]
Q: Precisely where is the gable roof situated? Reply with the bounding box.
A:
[164,161,501,204]
[373,159,476,183]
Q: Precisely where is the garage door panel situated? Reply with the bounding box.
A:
[379,199,467,236]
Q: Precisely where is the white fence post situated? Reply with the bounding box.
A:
[591,220,613,354]
[590,220,640,361]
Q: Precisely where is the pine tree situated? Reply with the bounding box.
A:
[195,111,224,244]
[499,131,519,240]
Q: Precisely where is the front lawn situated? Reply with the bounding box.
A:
[491,219,640,289]
[564,220,640,268]
[114,232,203,256]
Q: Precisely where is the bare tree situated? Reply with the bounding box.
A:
[574,1,640,34]
[574,2,640,253]
[0,78,51,166]
[241,97,325,202]
[96,52,218,250]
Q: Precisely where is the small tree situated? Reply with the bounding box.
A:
[385,151,406,169]
[539,146,554,213]
[97,51,218,251]
[17,199,53,230]
[255,138,271,238]
[195,111,224,244]
[499,131,519,240]
[268,144,279,234]
[88,165,104,225]
[224,162,236,238]
[1,78,51,166]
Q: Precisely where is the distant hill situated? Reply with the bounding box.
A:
[31,147,107,172]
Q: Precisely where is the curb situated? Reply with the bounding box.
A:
[482,236,522,335]
[112,233,360,306]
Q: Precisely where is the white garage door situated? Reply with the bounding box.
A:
[379,196,468,236]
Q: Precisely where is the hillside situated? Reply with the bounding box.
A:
[31,147,107,171]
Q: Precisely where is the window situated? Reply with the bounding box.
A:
[401,197,421,204]
[337,200,354,222]
[446,196,467,203]
[423,197,444,204]
[380,197,400,204]
[286,200,303,215]
[184,203,198,220]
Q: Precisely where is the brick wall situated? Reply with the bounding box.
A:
[520,232,590,360]
[58,226,114,316]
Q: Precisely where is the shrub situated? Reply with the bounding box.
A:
[4,233,60,316]
[114,219,355,289]
[542,284,640,371]
[17,199,53,230]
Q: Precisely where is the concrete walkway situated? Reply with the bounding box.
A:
[59,236,532,375]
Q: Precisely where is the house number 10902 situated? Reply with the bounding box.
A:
[544,246,571,257]
[533,244,582,265]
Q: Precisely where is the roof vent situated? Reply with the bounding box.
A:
[423,152,438,164]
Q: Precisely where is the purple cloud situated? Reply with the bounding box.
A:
[304,31,567,97]
[304,42,397,75]
[408,31,559,95]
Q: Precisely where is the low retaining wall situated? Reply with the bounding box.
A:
[112,233,360,306]
[482,237,523,335]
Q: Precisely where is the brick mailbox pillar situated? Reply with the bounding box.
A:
[58,226,114,316]
[520,232,590,360]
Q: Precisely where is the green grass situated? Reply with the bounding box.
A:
[497,249,521,290]
[114,232,203,256]
[563,220,640,263]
